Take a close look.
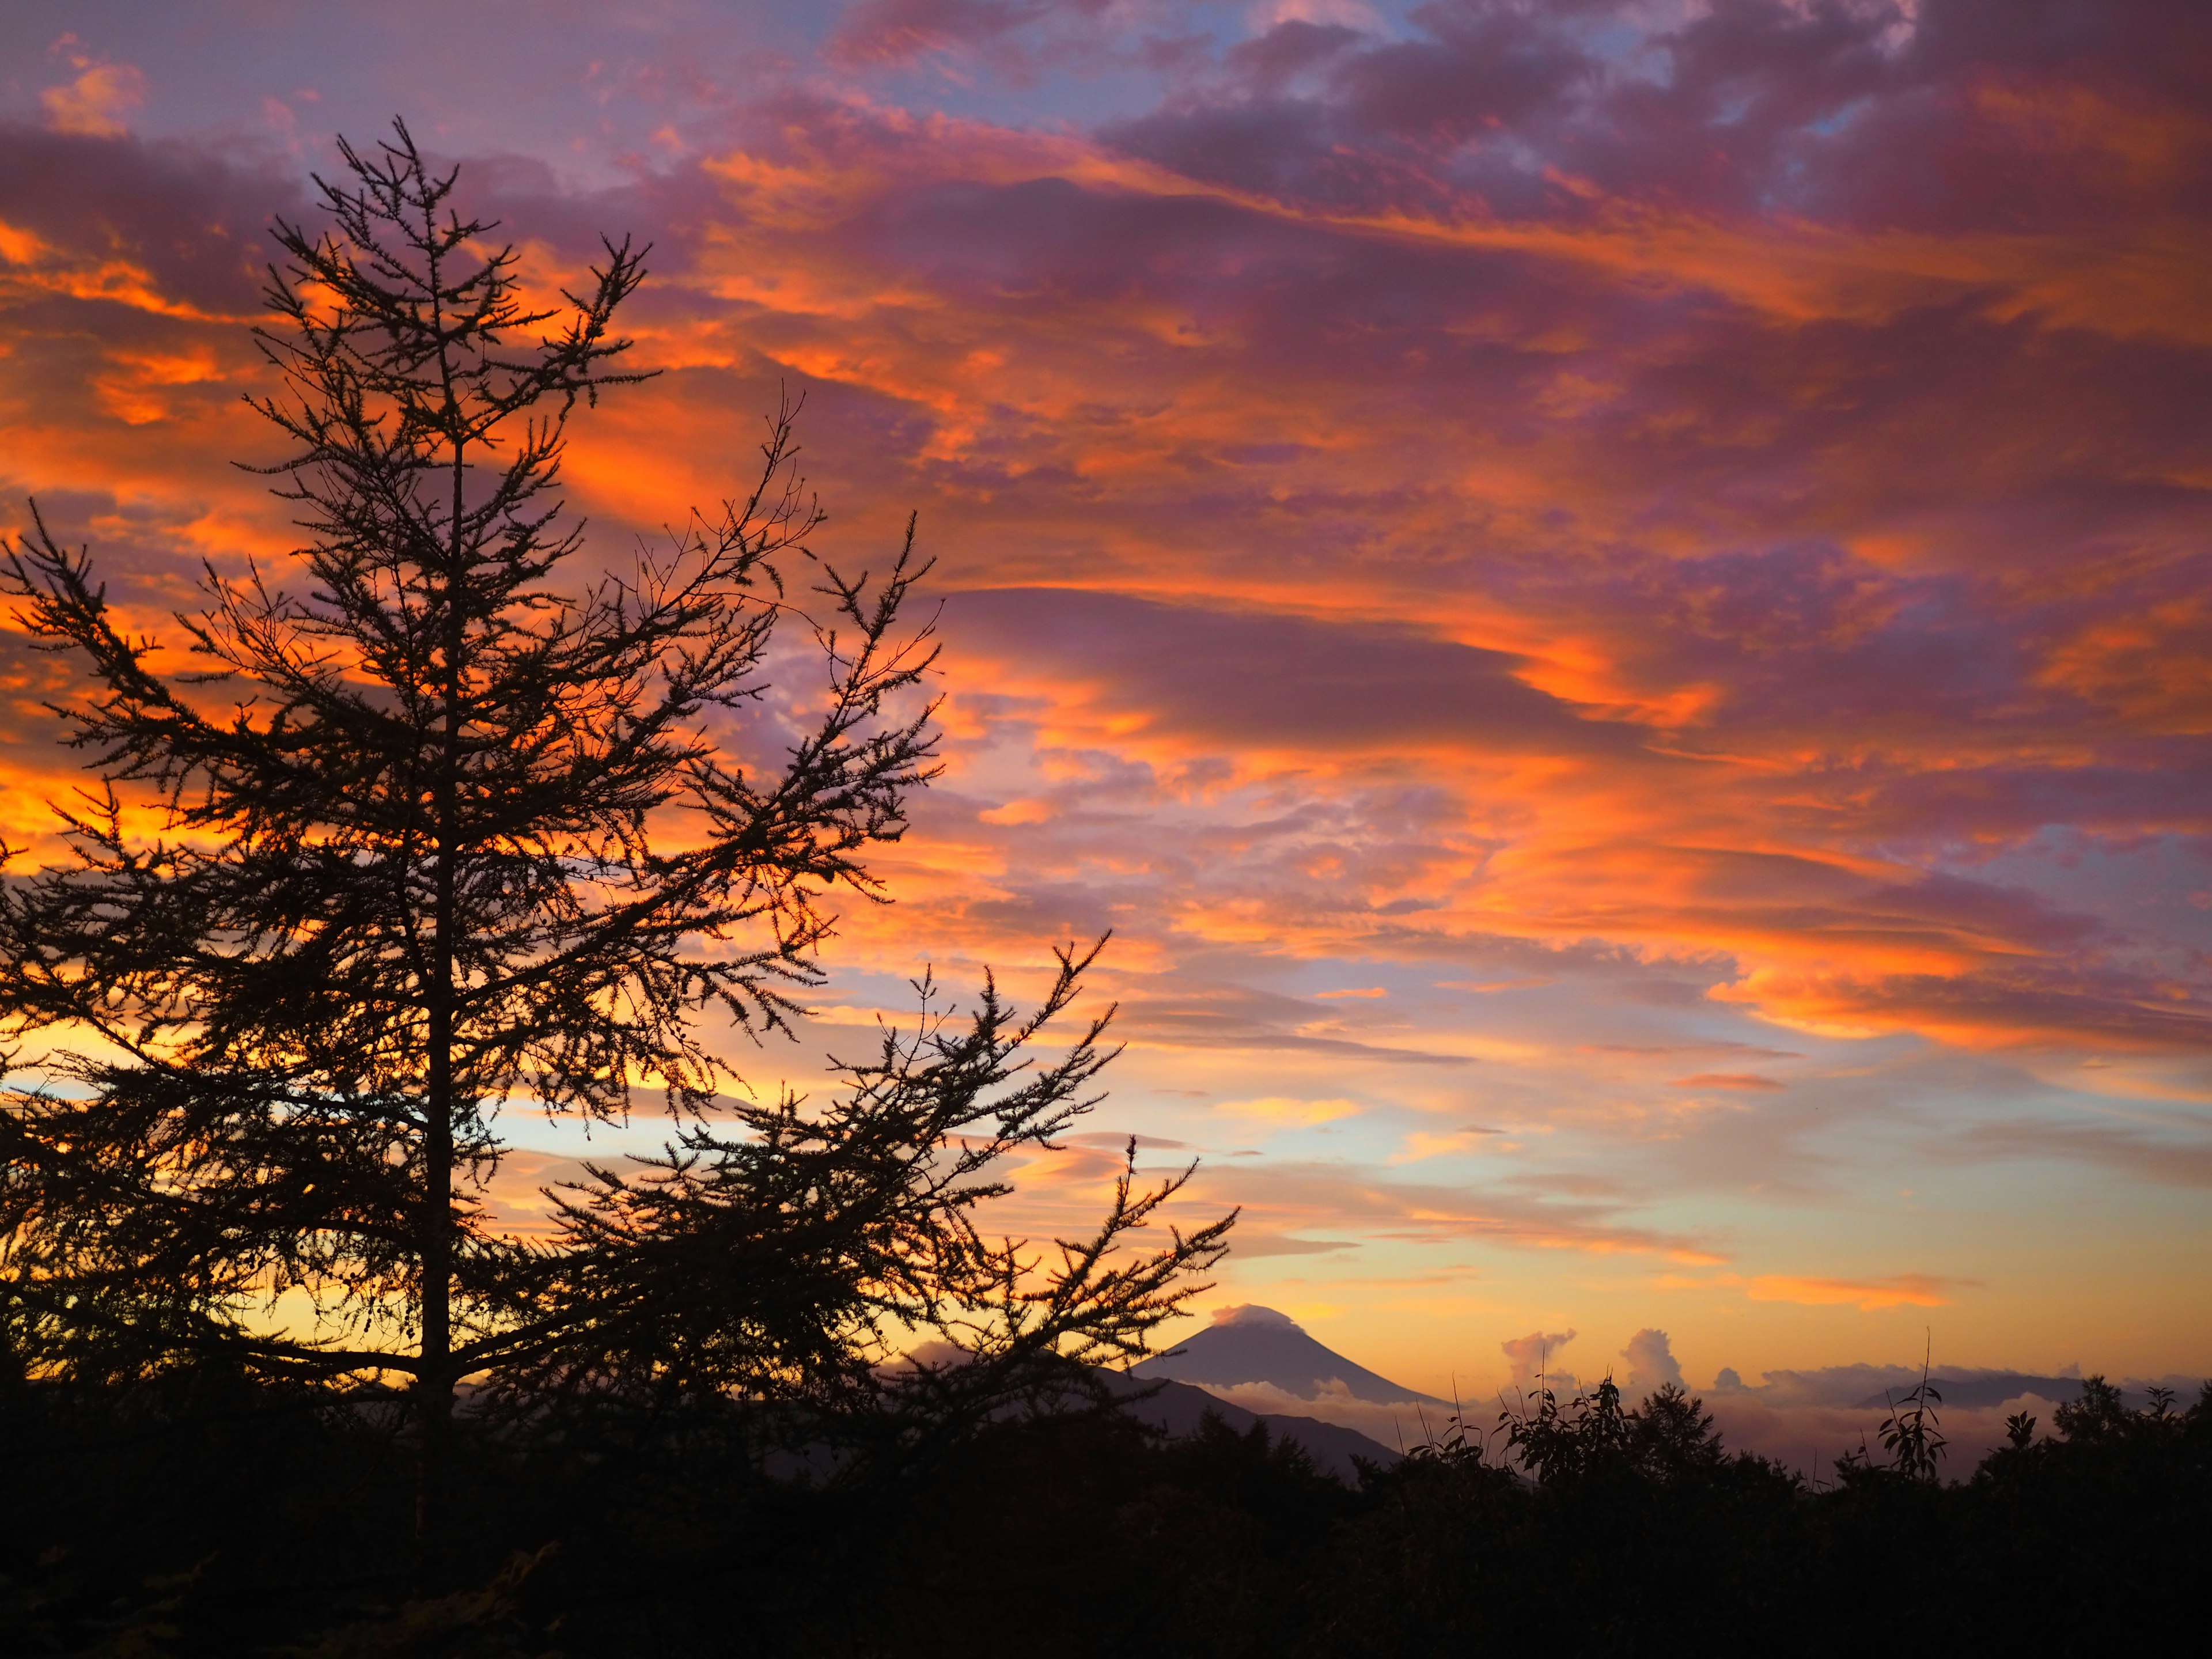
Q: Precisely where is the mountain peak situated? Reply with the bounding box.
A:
[1210,1304,1299,1330]
[1136,1308,1445,1407]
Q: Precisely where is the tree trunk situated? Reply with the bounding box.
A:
[415,988,455,1582]
[415,415,467,1585]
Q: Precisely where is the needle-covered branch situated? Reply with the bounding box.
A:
[478,940,1230,1408]
[0,124,941,1396]
[1,122,1228,1538]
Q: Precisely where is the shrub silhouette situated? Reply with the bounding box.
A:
[3,1367,2204,1653]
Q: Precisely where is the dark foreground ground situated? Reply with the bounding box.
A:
[3,1370,2204,1656]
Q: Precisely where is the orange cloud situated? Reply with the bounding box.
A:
[1746,1275,1950,1312]
[1218,1096,1363,1126]
[41,62,146,139]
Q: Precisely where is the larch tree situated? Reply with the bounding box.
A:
[0,122,1230,1560]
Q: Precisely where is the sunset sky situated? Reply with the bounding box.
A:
[3,0,2210,1406]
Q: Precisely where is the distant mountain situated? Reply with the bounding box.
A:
[1101,1370,1401,1480]
[1132,1305,1447,1407]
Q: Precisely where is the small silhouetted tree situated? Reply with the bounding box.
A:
[0,122,1228,1566]
[1877,1343,1948,1482]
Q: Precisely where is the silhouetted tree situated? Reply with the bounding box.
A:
[0,121,1228,1567]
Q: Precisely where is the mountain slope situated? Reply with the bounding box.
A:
[1131,1306,1446,1407]
[1100,1370,1401,1481]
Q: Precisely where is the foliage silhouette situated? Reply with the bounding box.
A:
[1877,1343,1949,1482]
[3,1353,2204,1653]
[0,120,1228,1569]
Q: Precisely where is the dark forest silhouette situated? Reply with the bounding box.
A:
[3,1353,2205,1652]
[1,123,2204,1654]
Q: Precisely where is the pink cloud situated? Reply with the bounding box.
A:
[828,0,1053,67]
[1501,1327,1578,1388]
[1620,1327,1684,1391]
